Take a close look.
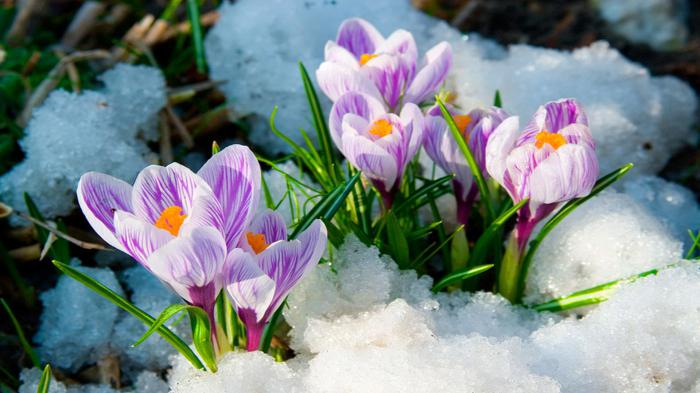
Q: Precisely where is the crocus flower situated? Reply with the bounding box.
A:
[223,210,327,351]
[485,98,598,252]
[317,18,452,110]
[329,91,424,208]
[423,104,509,225]
[76,145,261,324]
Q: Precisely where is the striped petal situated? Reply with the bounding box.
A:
[248,209,287,244]
[336,18,383,58]
[146,226,227,304]
[132,163,202,224]
[519,98,588,145]
[362,54,412,109]
[527,144,599,204]
[178,185,225,237]
[198,145,261,252]
[223,249,275,324]
[329,91,387,148]
[324,41,360,68]
[113,211,174,267]
[485,116,520,186]
[376,29,418,65]
[341,130,398,192]
[257,220,327,320]
[77,172,134,251]
[403,42,452,104]
[316,62,382,104]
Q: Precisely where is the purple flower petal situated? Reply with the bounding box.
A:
[376,29,418,65]
[519,98,588,145]
[422,115,473,199]
[77,172,134,251]
[398,103,424,166]
[316,62,382,103]
[336,18,383,58]
[340,131,398,192]
[257,219,327,320]
[113,211,174,267]
[485,115,521,186]
[362,54,412,109]
[527,144,599,204]
[329,91,386,148]
[132,163,202,224]
[248,209,287,244]
[146,226,227,304]
[403,42,452,104]
[178,185,225,237]
[324,41,360,68]
[504,143,553,201]
[223,249,275,324]
[558,123,596,150]
[198,145,261,252]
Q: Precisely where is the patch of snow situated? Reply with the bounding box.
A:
[0,64,165,222]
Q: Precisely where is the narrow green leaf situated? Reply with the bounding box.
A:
[411,225,465,269]
[51,260,205,370]
[392,174,453,213]
[406,220,444,241]
[686,230,700,259]
[517,163,634,300]
[260,299,285,353]
[532,263,667,312]
[322,172,361,222]
[188,308,217,372]
[186,0,206,73]
[133,304,193,347]
[432,264,494,293]
[36,364,51,393]
[385,211,409,268]
[299,62,336,180]
[493,90,502,108]
[436,97,494,222]
[0,298,39,368]
[469,198,528,267]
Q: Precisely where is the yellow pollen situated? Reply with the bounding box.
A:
[369,119,393,138]
[535,130,567,150]
[359,53,379,65]
[154,206,187,236]
[246,232,269,254]
[453,114,472,134]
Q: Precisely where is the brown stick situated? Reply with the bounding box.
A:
[165,104,195,148]
[61,1,107,49]
[5,0,45,45]
[14,210,110,251]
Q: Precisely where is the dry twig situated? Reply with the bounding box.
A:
[14,210,110,251]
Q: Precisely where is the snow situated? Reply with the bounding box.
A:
[206,0,697,174]
[595,0,689,50]
[34,261,124,372]
[18,368,166,393]
[524,190,684,305]
[0,64,165,221]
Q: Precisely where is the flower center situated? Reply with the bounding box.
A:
[154,206,187,236]
[369,119,392,138]
[534,130,566,150]
[246,232,269,254]
[453,114,472,140]
[359,53,379,65]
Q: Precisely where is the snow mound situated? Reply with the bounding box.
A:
[595,0,689,50]
[34,262,124,372]
[18,368,166,393]
[0,64,165,221]
[524,190,683,305]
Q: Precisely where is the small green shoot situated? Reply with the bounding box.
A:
[0,298,40,368]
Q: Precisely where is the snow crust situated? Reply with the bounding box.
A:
[205,0,697,174]
[0,64,165,221]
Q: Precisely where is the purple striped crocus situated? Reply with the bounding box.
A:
[423,104,509,225]
[316,18,452,110]
[76,145,261,325]
[329,91,424,208]
[223,210,327,351]
[485,98,598,252]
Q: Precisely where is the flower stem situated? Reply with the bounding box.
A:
[246,322,266,352]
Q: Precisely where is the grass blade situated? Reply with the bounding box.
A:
[260,299,286,353]
[51,260,205,370]
[36,365,51,393]
[0,298,39,368]
[493,90,502,108]
[385,211,409,268]
[432,264,494,293]
[469,198,528,267]
[411,225,465,269]
[436,97,494,223]
[392,174,453,213]
[517,163,634,300]
[186,0,206,73]
[299,62,336,179]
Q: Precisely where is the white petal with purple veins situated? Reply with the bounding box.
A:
[223,249,275,324]
[113,211,174,267]
[132,163,202,224]
[77,172,134,251]
[403,42,452,104]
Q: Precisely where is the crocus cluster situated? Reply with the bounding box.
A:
[77,145,327,352]
[317,18,452,208]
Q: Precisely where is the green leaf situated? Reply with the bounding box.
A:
[406,220,443,241]
[432,264,494,293]
[469,198,528,267]
[516,163,634,301]
[24,193,70,263]
[188,308,217,372]
[411,225,465,269]
[211,141,220,155]
[436,97,494,223]
[0,298,39,368]
[186,0,207,73]
[532,263,668,312]
[36,364,51,393]
[299,62,336,180]
[493,90,502,108]
[260,299,285,353]
[385,211,409,268]
[51,260,205,370]
[392,174,453,213]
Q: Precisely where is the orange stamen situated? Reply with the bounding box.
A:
[453,114,472,135]
[246,232,269,254]
[359,53,379,65]
[154,206,187,236]
[534,130,567,150]
[369,119,392,138]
